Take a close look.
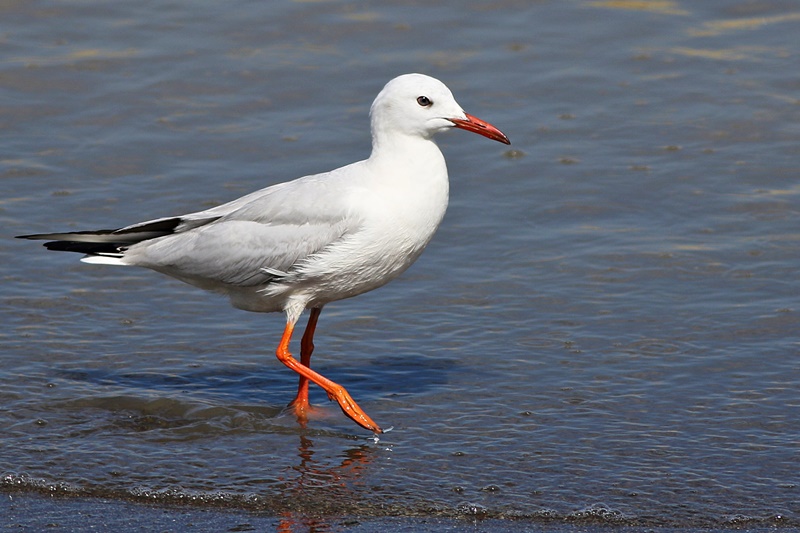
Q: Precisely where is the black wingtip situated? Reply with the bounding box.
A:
[42,240,125,255]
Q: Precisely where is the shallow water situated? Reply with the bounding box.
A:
[2,0,799,529]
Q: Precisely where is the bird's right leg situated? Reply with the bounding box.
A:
[276,315,383,434]
[288,306,321,418]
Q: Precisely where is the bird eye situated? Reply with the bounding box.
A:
[416,95,433,107]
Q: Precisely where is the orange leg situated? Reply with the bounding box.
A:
[277,311,382,434]
[288,307,321,418]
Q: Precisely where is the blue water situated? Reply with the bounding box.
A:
[2,1,799,530]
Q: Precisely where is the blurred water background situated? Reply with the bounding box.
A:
[1,0,799,530]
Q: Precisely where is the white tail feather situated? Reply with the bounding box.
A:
[80,255,126,266]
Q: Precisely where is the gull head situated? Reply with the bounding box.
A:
[370,73,510,148]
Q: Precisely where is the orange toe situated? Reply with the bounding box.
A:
[327,385,382,434]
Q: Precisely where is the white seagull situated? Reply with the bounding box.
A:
[17,73,510,434]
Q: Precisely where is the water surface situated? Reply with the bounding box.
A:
[2,0,799,530]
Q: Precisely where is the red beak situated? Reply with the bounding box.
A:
[449,112,510,145]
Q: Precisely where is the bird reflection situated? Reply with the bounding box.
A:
[275,433,378,532]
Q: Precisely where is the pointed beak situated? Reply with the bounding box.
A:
[449,112,510,145]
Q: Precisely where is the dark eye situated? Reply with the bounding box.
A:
[416,95,433,107]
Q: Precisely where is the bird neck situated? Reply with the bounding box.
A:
[368,131,443,168]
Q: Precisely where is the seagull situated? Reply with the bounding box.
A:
[17,73,510,434]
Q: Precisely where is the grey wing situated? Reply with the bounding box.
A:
[125,217,352,286]
[130,165,366,286]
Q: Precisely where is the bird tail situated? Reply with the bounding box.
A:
[16,217,183,263]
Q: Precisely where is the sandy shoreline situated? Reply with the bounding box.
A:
[3,492,795,532]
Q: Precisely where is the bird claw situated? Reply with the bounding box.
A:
[329,386,382,434]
